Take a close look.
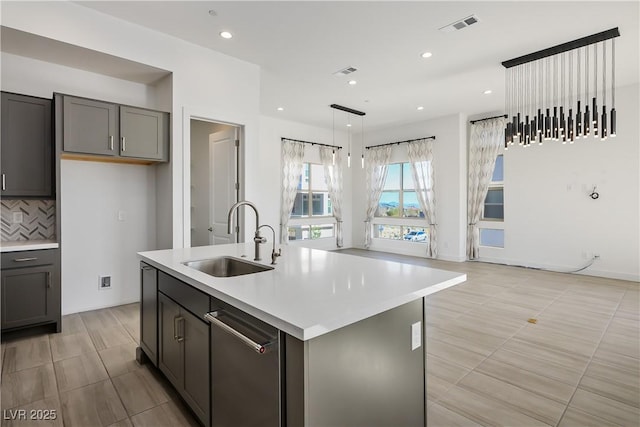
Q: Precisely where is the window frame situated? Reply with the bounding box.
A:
[479,152,505,248]
[481,154,504,222]
[375,162,424,219]
[288,162,335,241]
[372,161,430,244]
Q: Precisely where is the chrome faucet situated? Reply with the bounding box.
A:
[227,201,265,261]
[258,224,281,265]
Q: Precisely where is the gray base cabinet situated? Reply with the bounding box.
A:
[140,262,158,366]
[157,273,210,427]
[58,93,168,162]
[1,249,61,332]
[1,92,53,198]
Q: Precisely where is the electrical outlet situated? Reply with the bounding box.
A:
[99,275,111,290]
[12,212,23,223]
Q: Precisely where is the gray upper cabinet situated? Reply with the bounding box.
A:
[120,106,167,160]
[1,92,53,198]
[63,96,118,156]
[60,94,168,162]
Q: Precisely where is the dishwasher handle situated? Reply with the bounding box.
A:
[204,311,272,354]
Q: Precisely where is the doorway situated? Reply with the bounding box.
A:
[190,119,240,247]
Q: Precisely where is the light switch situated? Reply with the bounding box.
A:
[411,321,422,351]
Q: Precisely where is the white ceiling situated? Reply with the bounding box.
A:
[76,1,639,130]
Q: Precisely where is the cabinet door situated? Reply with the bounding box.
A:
[1,92,53,197]
[1,265,54,329]
[158,293,183,388]
[140,263,158,366]
[63,96,117,156]
[182,310,210,427]
[120,106,167,160]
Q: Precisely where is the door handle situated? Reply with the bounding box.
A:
[109,135,114,151]
[121,136,126,152]
[174,316,185,342]
[204,311,272,354]
[208,227,213,232]
[13,257,38,262]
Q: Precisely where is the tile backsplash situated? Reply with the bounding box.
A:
[1,200,56,241]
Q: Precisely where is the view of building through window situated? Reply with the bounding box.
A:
[480,154,505,248]
[289,163,334,241]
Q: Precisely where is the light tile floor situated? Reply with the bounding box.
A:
[1,249,638,427]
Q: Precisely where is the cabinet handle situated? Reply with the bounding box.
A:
[109,135,114,151]
[174,316,185,342]
[46,272,51,288]
[13,257,38,262]
[205,311,272,354]
[141,265,153,271]
[1,173,5,191]
[121,136,126,152]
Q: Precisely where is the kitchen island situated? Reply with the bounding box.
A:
[138,243,466,427]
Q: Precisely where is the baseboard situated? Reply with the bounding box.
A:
[477,256,639,283]
[62,296,140,316]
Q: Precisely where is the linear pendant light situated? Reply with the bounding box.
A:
[329,104,366,168]
[502,28,620,149]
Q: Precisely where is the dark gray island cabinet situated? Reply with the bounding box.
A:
[137,245,466,427]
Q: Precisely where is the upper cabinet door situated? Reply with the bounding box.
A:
[1,92,53,198]
[120,106,167,161]
[63,96,117,156]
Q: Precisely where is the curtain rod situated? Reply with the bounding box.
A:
[281,137,342,150]
[365,136,435,150]
[469,114,507,124]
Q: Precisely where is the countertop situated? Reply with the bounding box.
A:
[1,240,59,252]
[138,243,466,341]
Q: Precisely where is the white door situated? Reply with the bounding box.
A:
[209,128,238,245]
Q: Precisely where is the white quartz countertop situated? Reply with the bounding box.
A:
[1,240,59,252]
[138,243,466,341]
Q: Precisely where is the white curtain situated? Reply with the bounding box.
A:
[467,118,505,259]
[364,145,392,248]
[280,140,305,244]
[319,147,344,247]
[408,139,437,258]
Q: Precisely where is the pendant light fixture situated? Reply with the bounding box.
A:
[329,104,366,168]
[502,28,620,149]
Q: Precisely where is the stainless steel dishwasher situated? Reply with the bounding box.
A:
[204,305,280,427]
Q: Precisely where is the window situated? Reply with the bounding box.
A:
[376,163,425,218]
[291,163,332,217]
[373,162,430,244]
[374,225,428,243]
[479,228,504,248]
[289,163,335,241]
[482,155,504,221]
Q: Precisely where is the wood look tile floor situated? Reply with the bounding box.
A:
[1,248,638,427]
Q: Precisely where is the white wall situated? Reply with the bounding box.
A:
[258,115,352,250]
[479,83,640,281]
[351,114,468,262]
[2,1,260,313]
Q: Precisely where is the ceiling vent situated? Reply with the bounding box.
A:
[439,15,480,33]
[333,66,358,76]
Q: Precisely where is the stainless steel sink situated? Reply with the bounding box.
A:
[182,256,273,278]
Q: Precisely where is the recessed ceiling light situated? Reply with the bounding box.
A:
[483,89,492,95]
[348,80,357,85]
[421,52,433,59]
[417,106,424,111]
[277,107,284,111]
[346,123,352,127]
[220,31,233,39]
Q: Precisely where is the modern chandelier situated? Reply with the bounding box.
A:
[502,28,620,148]
[330,104,366,167]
